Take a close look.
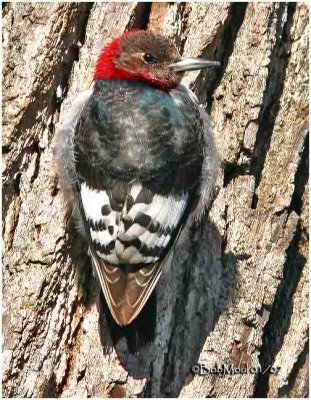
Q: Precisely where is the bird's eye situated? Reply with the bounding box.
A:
[142,53,158,64]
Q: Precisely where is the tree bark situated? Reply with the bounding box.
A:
[2,2,308,398]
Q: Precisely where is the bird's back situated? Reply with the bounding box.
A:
[74,79,204,194]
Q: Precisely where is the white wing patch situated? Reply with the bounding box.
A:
[81,183,110,222]
[80,182,188,265]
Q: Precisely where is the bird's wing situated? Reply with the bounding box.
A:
[53,86,94,234]
[170,84,221,219]
[80,182,189,325]
[54,87,94,190]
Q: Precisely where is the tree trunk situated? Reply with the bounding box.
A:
[3,2,308,398]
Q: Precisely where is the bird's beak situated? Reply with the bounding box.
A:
[169,58,220,72]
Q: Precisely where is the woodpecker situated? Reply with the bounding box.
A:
[55,30,220,353]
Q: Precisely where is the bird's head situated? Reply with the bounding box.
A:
[94,30,220,91]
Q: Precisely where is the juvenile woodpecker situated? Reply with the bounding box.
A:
[55,30,220,335]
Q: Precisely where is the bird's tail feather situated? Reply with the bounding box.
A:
[98,289,157,376]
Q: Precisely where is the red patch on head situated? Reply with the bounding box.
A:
[93,30,137,81]
[93,30,171,91]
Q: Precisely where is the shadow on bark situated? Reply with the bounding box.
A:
[156,222,238,397]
